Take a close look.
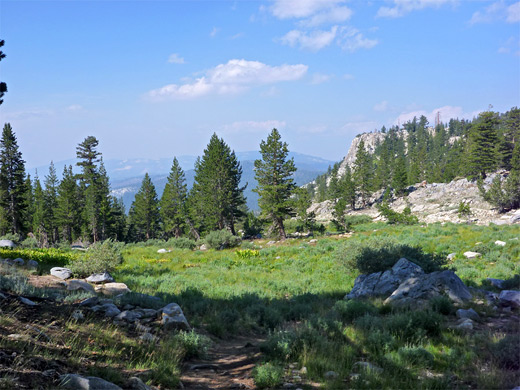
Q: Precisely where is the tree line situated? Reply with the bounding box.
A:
[309,108,519,227]
[0,124,306,246]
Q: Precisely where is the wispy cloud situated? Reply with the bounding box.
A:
[270,0,347,21]
[298,6,353,27]
[339,121,379,135]
[394,105,482,126]
[66,104,84,112]
[220,120,287,134]
[310,73,333,84]
[146,59,308,100]
[469,1,520,24]
[337,27,378,52]
[209,27,220,37]
[280,26,338,51]
[373,101,389,112]
[377,0,457,19]
[498,36,520,55]
[168,53,185,64]
[343,73,355,80]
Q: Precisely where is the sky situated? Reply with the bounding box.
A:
[0,0,519,168]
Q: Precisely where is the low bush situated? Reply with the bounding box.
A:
[377,203,419,225]
[235,249,260,259]
[166,237,197,250]
[19,237,38,249]
[204,229,241,250]
[173,330,212,359]
[493,334,520,370]
[336,236,446,274]
[430,295,454,315]
[332,300,377,323]
[0,248,77,266]
[252,363,284,389]
[398,347,435,368]
[67,239,123,277]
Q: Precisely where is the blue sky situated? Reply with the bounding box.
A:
[0,0,519,168]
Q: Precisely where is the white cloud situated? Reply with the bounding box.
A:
[374,101,389,112]
[507,1,520,22]
[271,0,345,19]
[168,53,185,64]
[3,109,54,121]
[147,59,308,100]
[310,73,333,84]
[337,27,379,52]
[469,1,520,24]
[280,26,338,51]
[230,32,245,40]
[377,0,457,18]
[299,6,353,27]
[220,120,287,134]
[209,27,220,37]
[498,36,520,55]
[66,104,83,112]
[394,105,482,126]
[343,73,355,80]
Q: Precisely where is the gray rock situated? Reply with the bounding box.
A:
[95,282,130,296]
[456,308,480,321]
[0,239,16,248]
[346,258,424,300]
[385,270,472,306]
[498,290,520,308]
[494,240,506,246]
[447,253,456,261]
[19,296,37,306]
[139,332,158,343]
[463,251,481,259]
[157,248,170,254]
[102,303,121,318]
[0,292,6,299]
[352,361,383,374]
[199,244,208,251]
[79,297,100,307]
[324,371,338,380]
[116,310,143,323]
[136,308,158,318]
[13,258,24,266]
[86,272,114,284]
[71,310,84,321]
[67,280,95,294]
[161,303,190,330]
[455,319,474,330]
[128,377,151,390]
[59,374,122,390]
[510,214,520,224]
[51,267,73,280]
[487,278,506,289]
[283,383,296,389]
[26,259,38,269]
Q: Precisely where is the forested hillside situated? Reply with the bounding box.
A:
[309,108,520,215]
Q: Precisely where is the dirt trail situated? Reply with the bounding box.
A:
[180,335,265,390]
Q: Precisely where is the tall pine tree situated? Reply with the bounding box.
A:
[129,173,160,241]
[160,157,188,238]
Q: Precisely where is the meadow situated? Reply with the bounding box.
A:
[1,221,519,389]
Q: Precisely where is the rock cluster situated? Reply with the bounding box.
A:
[345,258,472,306]
[1,257,39,269]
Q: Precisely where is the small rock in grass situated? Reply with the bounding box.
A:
[18,296,37,306]
[59,374,122,390]
[283,383,296,389]
[463,251,481,259]
[128,376,151,390]
[199,244,208,251]
[51,267,73,280]
[157,248,170,254]
[26,259,38,269]
[456,308,480,321]
[455,319,474,330]
[139,332,158,343]
[71,310,84,321]
[324,371,338,380]
[352,361,383,374]
[95,282,130,296]
[13,258,24,266]
[494,240,506,246]
[67,280,95,294]
[86,272,114,284]
[447,253,456,261]
[116,310,143,323]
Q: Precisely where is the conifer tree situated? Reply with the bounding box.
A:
[392,154,408,196]
[253,129,296,239]
[353,140,373,208]
[0,123,27,235]
[56,165,80,243]
[467,111,499,179]
[97,160,113,240]
[160,157,188,238]
[191,134,246,235]
[129,173,160,241]
[43,162,59,244]
[0,40,7,105]
[22,174,33,234]
[341,166,357,210]
[32,174,47,246]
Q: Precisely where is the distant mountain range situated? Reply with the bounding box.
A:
[29,152,335,211]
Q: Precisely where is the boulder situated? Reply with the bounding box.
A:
[95,282,130,296]
[115,310,143,323]
[384,270,472,306]
[346,258,424,300]
[59,374,122,390]
[51,267,73,280]
[86,272,114,284]
[13,258,24,266]
[447,253,456,261]
[199,244,208,251]
[157,248,170,254]
[487,278,506,289]
[0,239,16,248]
[26,259,38,269]
[161,303,190,331]
[456,308,480,321]
[67,280,95,294]
[510,214,520,224]
[463,251,481,259]
[19,296,37,306]
[128,377,151,390]
[455,318,474,330]
[79,297,100,307]
[100,303,121,318]
[498,290,520,308]
[494,240,506,247]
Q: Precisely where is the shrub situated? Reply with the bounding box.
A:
[337,236,446,274]
[502,274,520,290]
[0,248,76,266]
[19,237,38,249]
[253,363,284,389]
[235,249,260,259]
[173,331,212,359]
[377,203,419,225]
[493,334,520,370]
[67,239,123,277]
[398,347,435,368]
[243,212,263,238]
[430,295,454,315]
[204,230,241,250]
[386,311,442,342]
[457,201,471,218]
[333,300,377,323]
[167,237,197,250]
